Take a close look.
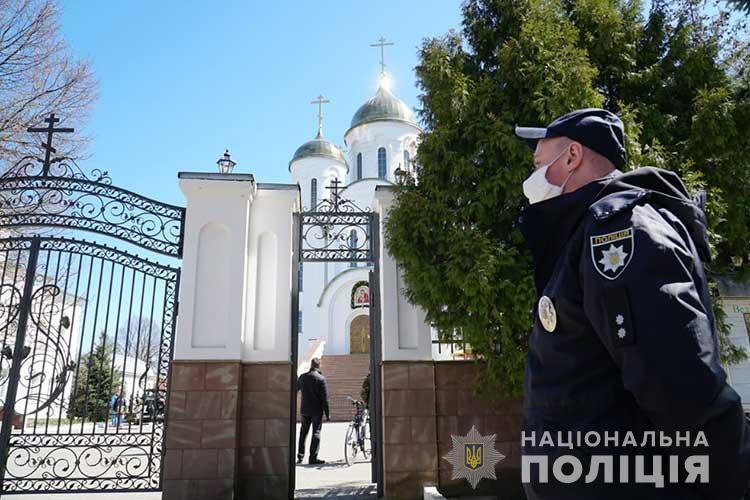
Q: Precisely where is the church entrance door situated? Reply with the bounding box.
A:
[350,315,370,353]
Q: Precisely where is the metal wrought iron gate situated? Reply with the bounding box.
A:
[291,181,383,498]
[0,114,184,494]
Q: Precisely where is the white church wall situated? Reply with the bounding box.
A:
[314,267,370,355]
[290,156,347,210]
[345,121,419,182]
[339,177,389,210]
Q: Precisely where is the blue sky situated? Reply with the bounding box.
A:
[59,1,462,206]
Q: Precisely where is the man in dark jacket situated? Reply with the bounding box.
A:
[514,108,750,499]
[297,357,330,465]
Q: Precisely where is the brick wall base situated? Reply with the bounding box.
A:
[163,360,292,500]
[238,362,292,500]
[382,360,524,500]
[163,361,241,500]
[163,359,522,500]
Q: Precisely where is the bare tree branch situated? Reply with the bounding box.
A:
[0,0,97,167]
[114,317,162,369]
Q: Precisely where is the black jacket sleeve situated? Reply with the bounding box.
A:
[319,376,330,419]
[581,203,750,498]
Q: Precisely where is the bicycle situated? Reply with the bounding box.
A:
[344,395,370,465]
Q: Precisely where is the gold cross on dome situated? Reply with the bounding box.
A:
[370,36,394,76]
[310,94,330,138]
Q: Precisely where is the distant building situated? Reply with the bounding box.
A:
[112,353,157,404]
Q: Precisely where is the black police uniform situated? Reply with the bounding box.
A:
[519,166,750,499]
[296,367,329,462]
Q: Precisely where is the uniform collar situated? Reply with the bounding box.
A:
[520,174,618,294]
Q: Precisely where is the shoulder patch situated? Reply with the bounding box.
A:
[590,226,634,280]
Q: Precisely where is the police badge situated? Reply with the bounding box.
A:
[538,296,556,333]
[442,426,505,489]
[590,227,634,280]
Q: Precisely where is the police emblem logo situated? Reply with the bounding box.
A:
[538,295,556,332]
[590,227,634,280]
[465,443,483,470]
[443,425,505,489]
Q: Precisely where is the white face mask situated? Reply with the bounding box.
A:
[522,147,573,204]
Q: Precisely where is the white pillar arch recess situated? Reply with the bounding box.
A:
[174,173,299,363]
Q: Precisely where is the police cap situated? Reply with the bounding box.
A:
[515,108,626,169]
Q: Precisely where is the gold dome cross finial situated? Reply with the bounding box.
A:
[370,36,394,77]
[310,94,331,138]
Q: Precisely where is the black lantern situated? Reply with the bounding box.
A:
[394,163,408,185]
[217,149,237,174]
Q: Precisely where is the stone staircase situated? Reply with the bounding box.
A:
[297,353,370,422]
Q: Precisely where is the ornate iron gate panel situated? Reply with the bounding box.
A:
[0,114,184,494]
[299,180,373,263]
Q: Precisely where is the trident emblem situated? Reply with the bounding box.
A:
[465,443,483,470]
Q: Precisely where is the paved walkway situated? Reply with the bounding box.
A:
[295,421,376,498]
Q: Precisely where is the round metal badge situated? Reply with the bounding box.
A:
[538,295,557,332]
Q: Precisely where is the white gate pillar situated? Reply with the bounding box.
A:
[374,186,438,500]
[165,173,300,500]
[373,185,432,361]
[174,175,299,361]
[175,172,257,360]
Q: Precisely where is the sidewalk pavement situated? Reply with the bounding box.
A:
[295,421,376,497]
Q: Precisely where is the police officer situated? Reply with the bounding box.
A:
[514,108,750,499]
[297,357,330,465]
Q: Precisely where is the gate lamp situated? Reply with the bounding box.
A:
[394,163,408,185]
[217,150,237,174]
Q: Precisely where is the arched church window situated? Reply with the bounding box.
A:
[310,178,317,209]
[404,150,410,171]
[357,153,363,180]
[378,147,387,178]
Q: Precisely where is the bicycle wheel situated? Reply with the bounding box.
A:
[344,422,357,465]
[361,414,371,459]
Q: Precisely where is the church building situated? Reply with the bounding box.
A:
[290,56,420,362]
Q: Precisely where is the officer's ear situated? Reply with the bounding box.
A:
[565,141,585,172]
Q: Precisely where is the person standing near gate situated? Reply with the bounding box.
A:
[110,393,119,426]
[514,108,750,498]
[297,357,329,465]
